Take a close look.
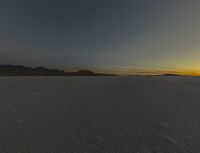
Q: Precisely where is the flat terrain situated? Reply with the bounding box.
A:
[0,77,200,153]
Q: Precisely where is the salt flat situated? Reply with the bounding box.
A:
[0,76,200,153]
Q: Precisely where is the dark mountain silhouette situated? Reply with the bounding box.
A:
[0,64,117,76]
[161,73,180,76]
[159,73,191,77]
[128,73,189,77]
[146,73,190,77]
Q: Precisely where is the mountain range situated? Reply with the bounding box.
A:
[0,64,116,76]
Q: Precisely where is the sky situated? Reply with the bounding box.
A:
[1,0,200,75]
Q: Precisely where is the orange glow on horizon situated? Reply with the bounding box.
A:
[95,68,200,76]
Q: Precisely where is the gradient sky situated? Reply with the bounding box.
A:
[1,0,200,74]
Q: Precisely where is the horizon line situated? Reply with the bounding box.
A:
[1,63,200,76]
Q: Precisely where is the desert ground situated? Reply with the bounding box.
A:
[0,76,200,153]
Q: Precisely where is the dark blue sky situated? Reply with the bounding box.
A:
[1,0,200,74]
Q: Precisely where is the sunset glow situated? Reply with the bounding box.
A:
[1,0,200,76]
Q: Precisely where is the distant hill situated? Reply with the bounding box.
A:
[161,74,181,76]
[148,73,190,77]
[128,73,188,77]
[0,64,117,76]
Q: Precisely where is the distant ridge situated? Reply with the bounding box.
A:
[148,73,190,77]
[0,64,117,76]
[128,73,190,77]
[161,74,181,76]
[161,73,192,77]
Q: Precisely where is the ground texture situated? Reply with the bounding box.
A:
[0,77,200,153]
